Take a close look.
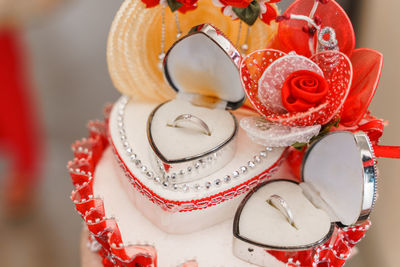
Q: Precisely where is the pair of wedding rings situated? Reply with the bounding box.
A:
[167,115,296,229]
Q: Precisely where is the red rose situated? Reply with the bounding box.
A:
[281,70,328,112]
[219,0,252,9]
[260,3,278,25]
[175,0,198,13]
[177,0,198,6]
[242,50,353,126]
[176,0,198,13]
[177,4,197,13]
[141,0,160,8]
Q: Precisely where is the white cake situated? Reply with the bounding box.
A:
[69,0,384,266]
[93,113,285,265]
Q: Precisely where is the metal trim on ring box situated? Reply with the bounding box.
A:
[301,131,377,226]
[147,101,238,183]
[147,100,238,164]
[163,24,245,111]
[149,24,244,183]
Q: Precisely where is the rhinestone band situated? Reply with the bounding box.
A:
[317,26,338,51]
[153,149,224,182]
[115,96,273,193]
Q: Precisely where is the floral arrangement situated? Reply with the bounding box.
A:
[140,0,281,25]
[238,0,400,176]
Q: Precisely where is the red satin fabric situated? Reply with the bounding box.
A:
[0,28,42,181]
[373,145,400,159]
[281,69,328,112]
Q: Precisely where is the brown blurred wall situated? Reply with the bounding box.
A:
[357,1,400,266]
[10,0,397,266]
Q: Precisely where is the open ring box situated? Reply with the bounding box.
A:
[233,131,377,266]
[147,24,245,184]
[108,24,285,234]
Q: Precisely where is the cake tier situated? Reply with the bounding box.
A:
[108,97,285,233]
[94,147,285,267]
[69,119,371,267]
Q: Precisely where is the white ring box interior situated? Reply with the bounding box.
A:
[147,24,245,184]
[233,131,377,266]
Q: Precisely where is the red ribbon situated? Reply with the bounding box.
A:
[356,119,385,142]
[355,120,400,159]
[373,145,400,159]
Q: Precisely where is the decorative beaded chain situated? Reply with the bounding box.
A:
[116,96,274,193]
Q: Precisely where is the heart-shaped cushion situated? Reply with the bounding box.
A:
[234,180,332,249]
[148,99,237,162]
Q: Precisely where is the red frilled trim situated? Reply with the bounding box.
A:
[109,134,286,213]
[68,111,370,267]
[267,220,371,267]
[69,118,158,267]
[68,105,284,265]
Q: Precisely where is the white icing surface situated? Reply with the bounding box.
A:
[150,99,235,161]
[113,156,244,233]
[109,97,285,202]
[239,181,332,247]
[93,148,284,267]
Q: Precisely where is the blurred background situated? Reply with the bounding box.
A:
[0,0,398,266]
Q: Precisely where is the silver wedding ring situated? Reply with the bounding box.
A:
[267,194,297,229]
[168,114,211,136]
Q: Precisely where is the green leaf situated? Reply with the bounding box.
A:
[333,119,340,128]
[232,1,261,26]
[290,118,342,150]
[319,118,341,137]
[292,142,308,151]
[167,0,183,12]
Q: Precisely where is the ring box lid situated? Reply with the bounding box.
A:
[163,24,245,110]
[302,131,377,226]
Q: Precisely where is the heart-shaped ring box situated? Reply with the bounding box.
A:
[233,131,377,266]
[147,24,245,184]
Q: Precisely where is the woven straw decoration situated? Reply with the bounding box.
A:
[107,0,278,102]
